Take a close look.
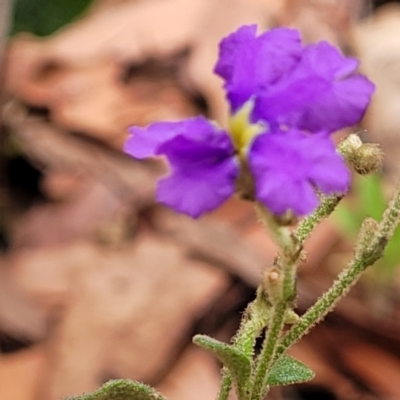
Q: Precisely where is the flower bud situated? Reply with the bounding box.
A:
[339,134,383,175]
[285,309,300,324]
[262,266,284,304]
[355,217,379,258]
[352,143,384,175]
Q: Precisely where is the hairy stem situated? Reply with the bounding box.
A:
[276,180,400,361]
[275,256,368,360]
[217,292,270,400]
[250,301,287,400]
[294,194,342,245]
[217,369,232,400]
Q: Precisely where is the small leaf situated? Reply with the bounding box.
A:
[193,334,251,397]
[65,379,167,400]
[267,355,315,386]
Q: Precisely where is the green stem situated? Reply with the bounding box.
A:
[275,256,367,360]
[250,301,287,400]
[234,292,270,355]
[276,181,400,361]
[217,369,232,400]
[217,292,270,400]
[378,182,400,238]
[294,194,342,246]
[250,205,300,400]
[255,203,293,250]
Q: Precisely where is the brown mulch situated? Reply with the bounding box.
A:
[1,1,400,400]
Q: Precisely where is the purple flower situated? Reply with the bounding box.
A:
[124,25,374,218]
[125,117,349,218]
[216,25,375,133]
[125,117,239,217]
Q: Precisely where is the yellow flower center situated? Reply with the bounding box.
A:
[228,101,266,158]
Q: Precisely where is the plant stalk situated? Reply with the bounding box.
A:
[276,180,400,361]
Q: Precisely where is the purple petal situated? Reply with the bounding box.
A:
[248,130,349,215]
[253,170,319,215]
[253,41,375,132]
[215,26,302,111]
[305,134,350,193]
[214,25,257,84]
[156,130,239,218]
[124,116,219,159]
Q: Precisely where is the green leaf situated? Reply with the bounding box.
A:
[11,0,94,37]
[267,355,315,386]
[193,334,251,397]
[65,379,167,400]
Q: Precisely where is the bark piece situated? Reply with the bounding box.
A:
[7,118,161,211]
[353,4,400,180]
[150,208,273,287]
[0,346,46,400]
[5,0,274,143]
[342,341,400,398]
[27,234,229,400]
[156,345,221,400]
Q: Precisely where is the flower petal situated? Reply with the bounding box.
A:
[254,169,319,215]
[253,41,375,132]
[214,25,257,84]
[248,130,349,215]
[124,116,218,159]
[215,26,302,112]
[156,129,239,218]
[305,134,350,193]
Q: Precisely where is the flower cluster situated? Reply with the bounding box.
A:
[124,25,374,218]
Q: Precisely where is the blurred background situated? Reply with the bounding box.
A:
[1,0,400,399]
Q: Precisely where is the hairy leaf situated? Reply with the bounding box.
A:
[65,379,167,400]
[268,355,315,386]
[193,334,251,397]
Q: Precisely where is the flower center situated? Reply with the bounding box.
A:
[228,101,265,158]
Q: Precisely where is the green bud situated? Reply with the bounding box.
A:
[262,267,283,304]
[284,309,300,324]
[355,217,379,258]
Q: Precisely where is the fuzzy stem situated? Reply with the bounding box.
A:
[378,182,400,238]
[217,369,232,400]
[255,203,293,250]
[276,181,400,360]
[217,291,270,400]
[234,291,270,355]
[294,194,342,245]
[275,256,367,359]
[249,205,300,400]
[250,301,286,400]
